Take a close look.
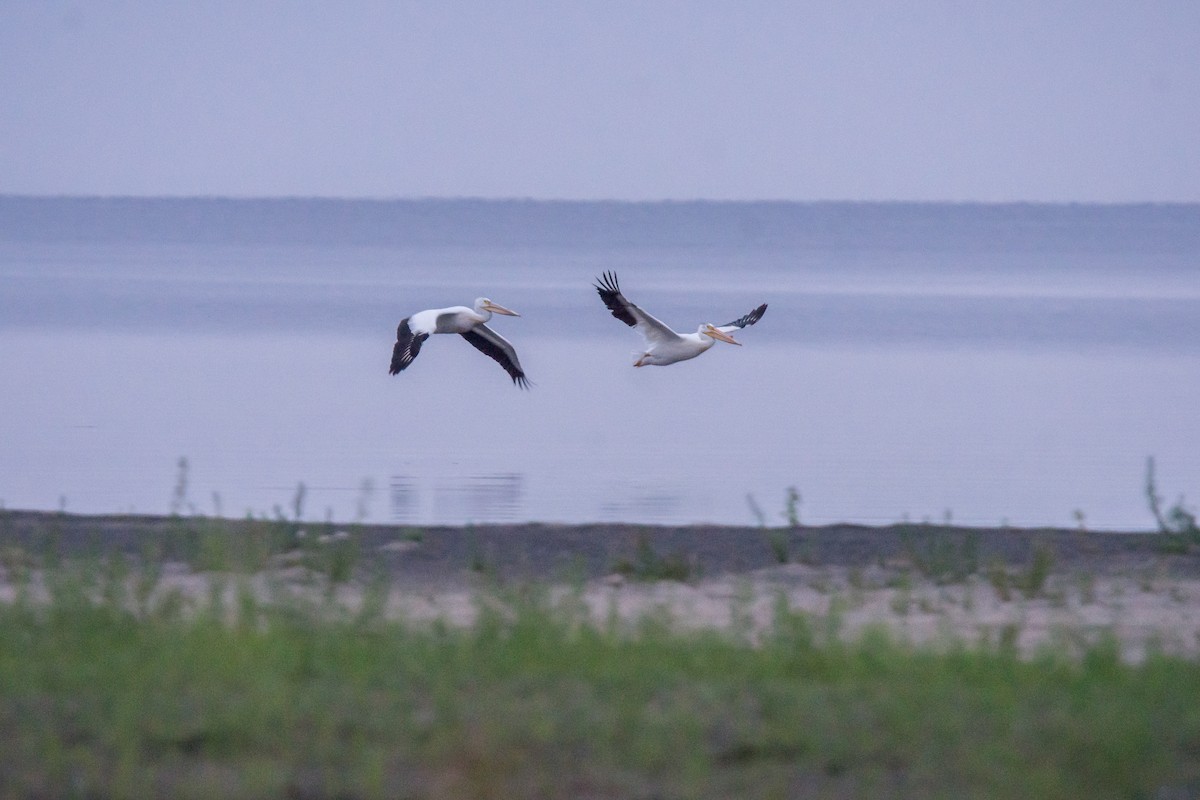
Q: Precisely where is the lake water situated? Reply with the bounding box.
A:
[2,198,1197,529]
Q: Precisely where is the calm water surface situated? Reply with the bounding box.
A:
[2,200,1197,528]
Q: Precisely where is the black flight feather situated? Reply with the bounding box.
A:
[594,271,638,327]
[389,318,428,375]
[721,303,768,329]
[460,329,530,388]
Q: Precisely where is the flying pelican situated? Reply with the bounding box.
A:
[594,271,767,367]
[389,297,529,387]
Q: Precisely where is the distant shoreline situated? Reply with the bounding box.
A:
[5,194,1197,250]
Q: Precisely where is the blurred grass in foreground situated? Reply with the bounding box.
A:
[2,557,1200,800]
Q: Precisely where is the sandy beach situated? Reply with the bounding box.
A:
[3,509,1198,660]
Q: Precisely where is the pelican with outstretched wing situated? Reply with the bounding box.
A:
[594,271,767,367]
[389,297,529,387]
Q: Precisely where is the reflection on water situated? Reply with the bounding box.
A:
[390,469,693,526]
[597,491,686,523]
[391,473,524,525]
[389,476,418,523]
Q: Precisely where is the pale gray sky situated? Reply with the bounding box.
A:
[2,1,1198,202]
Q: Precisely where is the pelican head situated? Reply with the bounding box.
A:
[476,297,520,317]
[701,324,741,345]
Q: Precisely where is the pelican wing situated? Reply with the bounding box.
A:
[460,324,530,388]
[594,271,679,346]
[717,303,768,334]
[389,318,430,375]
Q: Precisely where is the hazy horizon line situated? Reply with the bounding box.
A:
[3,193,1198,209]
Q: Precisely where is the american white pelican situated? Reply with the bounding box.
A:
[594,271,767,367]
[389,297,529,387]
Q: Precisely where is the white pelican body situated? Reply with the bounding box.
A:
[390,297,529,387]
[594,272,767,367]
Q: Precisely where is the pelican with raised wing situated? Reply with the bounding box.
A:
[389,297,529,387]
[594,271,767,367]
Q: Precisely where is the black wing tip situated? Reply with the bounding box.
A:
[458,329,530,388]
[593,270,620,293]
[389,320,425,376]
[389,353,412,375]
[509,367,533,389]
[388,350,412,375]
[594,270,638,327]
[724,303,767,329]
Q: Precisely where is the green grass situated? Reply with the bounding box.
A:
[3,562,1200,799]
[899,526,980,585]
[612,532,696,582]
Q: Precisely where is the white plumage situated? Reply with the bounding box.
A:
[594,272,767,367]
[389,297,529,387]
